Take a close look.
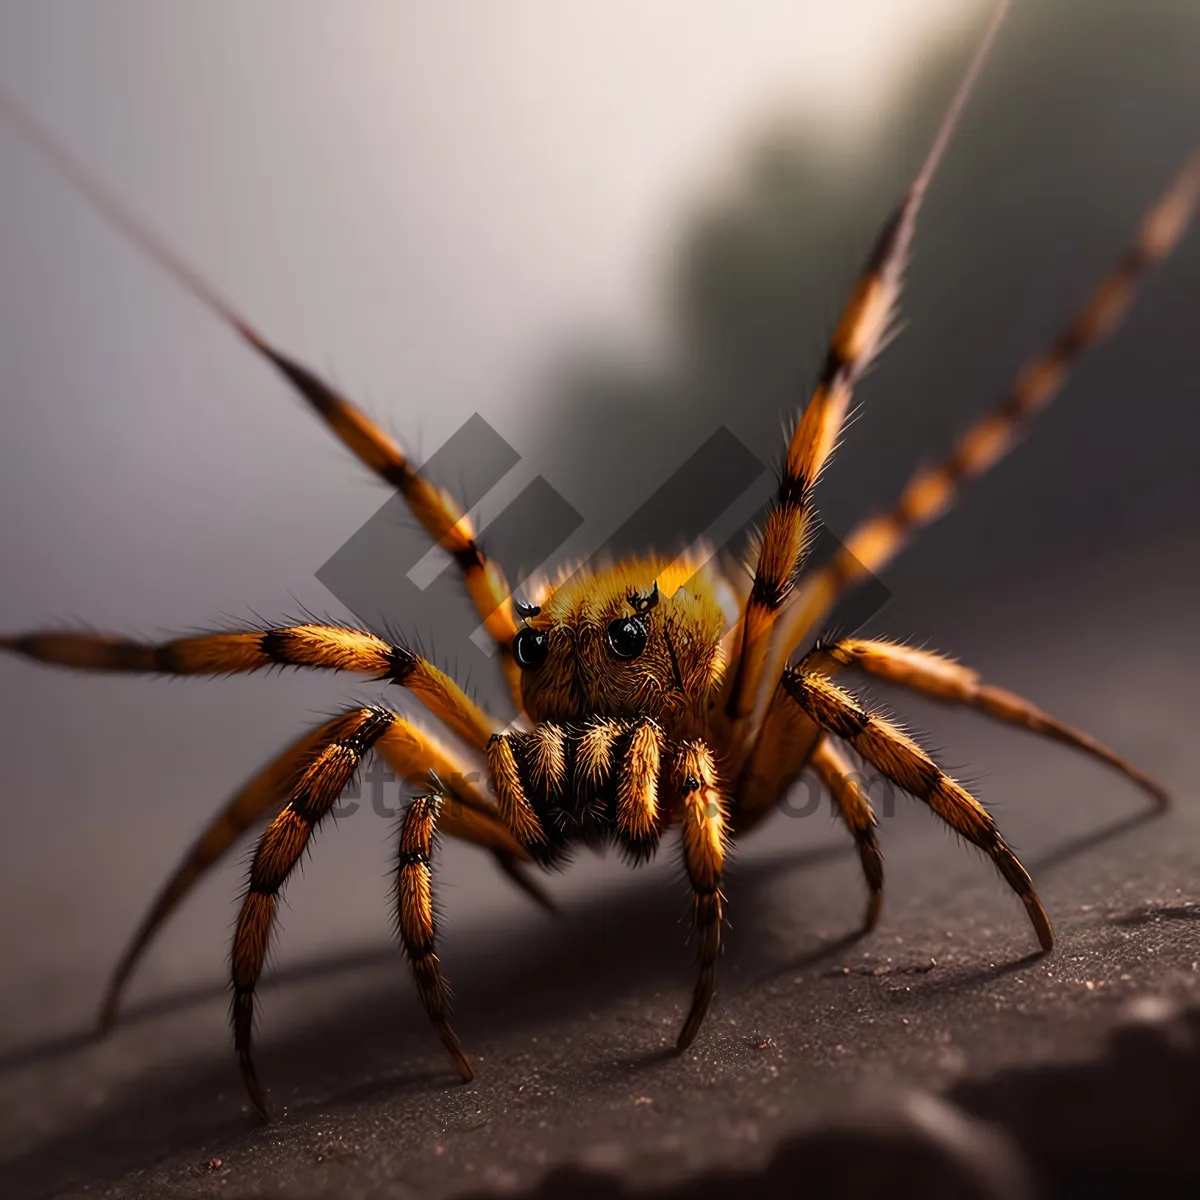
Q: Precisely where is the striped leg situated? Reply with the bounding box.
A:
[230,708,509,1118]
[674,740,728,1053]
[395,788,473,1081]
[1,623,499,749]
[232,708,393,1119]
[820,638,1168,806]
[782,668,1053,953]
[771,152,1200,674]
[0,91,524,706]
[100,708,529,1032]
[99,711,362,1030]
[242,344,523,706]
[723,2,1009,733]
[810,737,885,932]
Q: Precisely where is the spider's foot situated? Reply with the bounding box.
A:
[1146,780,1172,811]
[239,1054,271,1123]
[862,890,884,933]
[1024,894,1054,953]
[437,1024,474,1082]
[674,977,714,1055]
[95,994,119,1037]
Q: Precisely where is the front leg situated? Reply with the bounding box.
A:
[782,666,1053,952]
[673,740,728,1053]
[395,785,473,1081]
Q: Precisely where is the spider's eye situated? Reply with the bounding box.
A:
[606,615,647,661]
[513,626,549,670]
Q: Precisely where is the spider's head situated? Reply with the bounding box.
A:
[511,555,729,737]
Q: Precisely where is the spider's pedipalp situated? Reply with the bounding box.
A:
[724,2,1010,735]
[488,717,671,864]
[615,717,665,860]
[819,638,1169,807]
[781,669,1052,953]
[810,737,885,932]
[488,733,550,852]
[395,789,473,1081]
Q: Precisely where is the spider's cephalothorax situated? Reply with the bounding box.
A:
[493,559,729,867]
[1,2,1194,1121]
[516,561,727,734]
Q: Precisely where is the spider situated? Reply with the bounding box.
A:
[1,3,1195,1122]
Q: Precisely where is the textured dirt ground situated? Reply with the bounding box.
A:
[3,543,1200,1199]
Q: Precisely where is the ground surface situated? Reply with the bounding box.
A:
[2,545,1199,1199]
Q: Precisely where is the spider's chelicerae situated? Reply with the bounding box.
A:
[2,5,1196,1121]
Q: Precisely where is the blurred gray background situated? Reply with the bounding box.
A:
[1,2,1198,1194]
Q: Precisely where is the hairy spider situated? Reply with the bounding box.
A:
[1,3,1194,1121]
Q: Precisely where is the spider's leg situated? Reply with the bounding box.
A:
[0,89,525,707]
[771,152,1200,670]
[722,2,1009,734]
[730,705,882,931]
[232,708,394,1119]
[731,683,821,826]
[819,638,1168,807]
[232,708,510,1119]
[2,623,501,749]
[673,739,728,1053]
[395,788,473,1081]
[781,668,1053,952]
[810,737,885,932]
[99,709,518,1034]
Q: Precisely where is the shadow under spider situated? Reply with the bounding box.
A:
[0,840,850,1078]
[1030,806,1165,874]
[0,840,852,1192]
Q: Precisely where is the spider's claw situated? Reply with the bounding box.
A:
[674,971,715,1055]
[1144,777,1171,811]
[1024,894,1054,954]
[95,994,118,1037]
[239,1053,271,1122]
[435,1020,474,1082]
[862,889,884,934]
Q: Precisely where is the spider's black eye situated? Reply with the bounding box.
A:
[513,626,549,670]
[606,615,647,661]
